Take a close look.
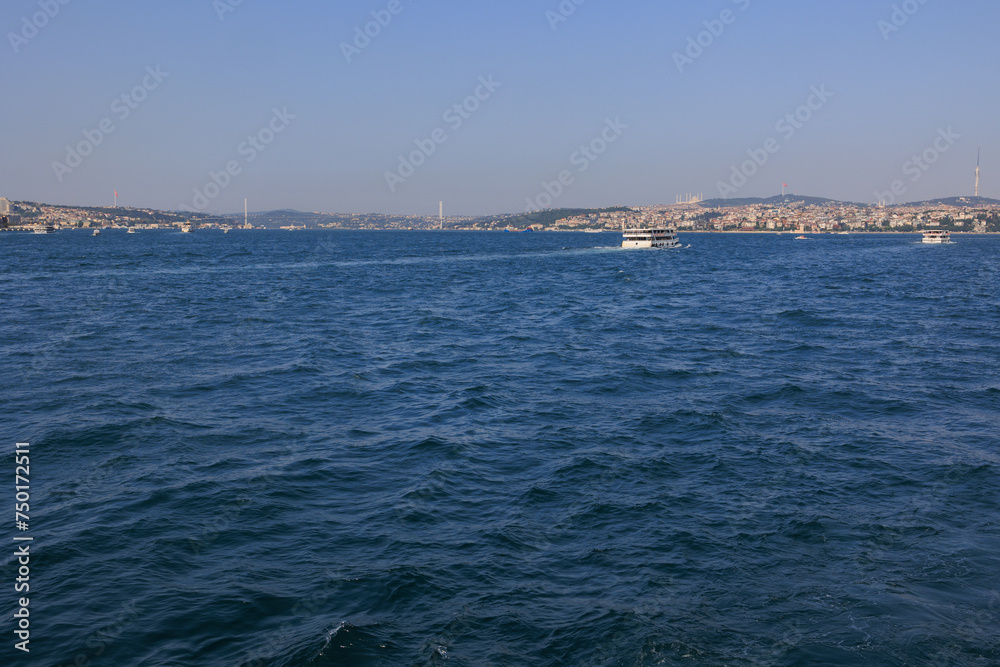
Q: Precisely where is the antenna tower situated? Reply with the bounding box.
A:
[975,148,981,198]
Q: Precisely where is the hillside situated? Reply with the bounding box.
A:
[698,195,848,208]
[904,196,1000,208]
[698,194,1000,209]
[225,207,635,230]
[476,207,633,229]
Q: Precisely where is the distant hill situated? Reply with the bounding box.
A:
[902,196,1000,208]
[698,194,1000,209]
[15,200,230,225]
[698,195,850,208]
[226,206,638,230]
[236,209,337,226]
[223,209,442,229]
[477,207,632,229]
[13,197,999,232]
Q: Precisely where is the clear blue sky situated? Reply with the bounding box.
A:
[2,0,998,215]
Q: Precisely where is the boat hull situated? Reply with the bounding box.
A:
[922,231,951,243]
[622,227,680,249]
[622,240,681,249]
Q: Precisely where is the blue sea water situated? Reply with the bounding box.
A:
[1,230,999,666]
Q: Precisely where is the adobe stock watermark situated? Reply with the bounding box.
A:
[716,85,833,197]
[384,75,501,193]
[524,117,628,212]
[51,66,170,183]
[673,0,752,74]
[7,0,72,54]
[874,126,959,205]
[183,107,295,212]
[878,0,931,41]
[546,0,587,31]
[213,0,245,22]
[341,0,413,63]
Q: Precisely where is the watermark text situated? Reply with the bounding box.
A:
[51,66,170,183]
[8,0,72,54]
[878,0,931,40]
[875,126,959,205]
[525,117,628,212]
[183,107,295,211]
[341,0,413,63]
[13,442,32,654]
[717,85,833,197]
[385,76,501,192]
[673,0,752,74]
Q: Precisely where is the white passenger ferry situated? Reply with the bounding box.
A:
[922,229,951,244]
[622,225,680,249]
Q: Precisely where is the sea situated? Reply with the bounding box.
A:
[1,229,998,666]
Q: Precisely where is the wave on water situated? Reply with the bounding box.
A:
[4,232,1000,665]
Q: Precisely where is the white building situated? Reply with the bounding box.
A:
[0,198,10,214]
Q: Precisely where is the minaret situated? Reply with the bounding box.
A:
[439,201,443,230]
[975,148,981,198]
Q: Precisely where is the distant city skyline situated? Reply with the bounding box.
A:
[2,0,998,215]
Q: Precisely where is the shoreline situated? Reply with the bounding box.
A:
[3,226,997,235]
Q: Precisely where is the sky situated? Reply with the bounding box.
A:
[2,0,998,216]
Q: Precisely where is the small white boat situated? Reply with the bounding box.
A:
[622,225,680,249]
[127,227,137,234]
[181,222,193,233]
[922,229,950,244]
[794,235,809,240]
[33,225,55,234]
[92,229,101,236]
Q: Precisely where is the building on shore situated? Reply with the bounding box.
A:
[0,197,19,228]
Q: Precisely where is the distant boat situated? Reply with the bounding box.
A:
[33,225,55,234]
[181,222,193,233]
[922,229,950,243]
[794,235,809,240]
[127,227,137,234]
[92,229,101,236]
[223,228,231,234]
